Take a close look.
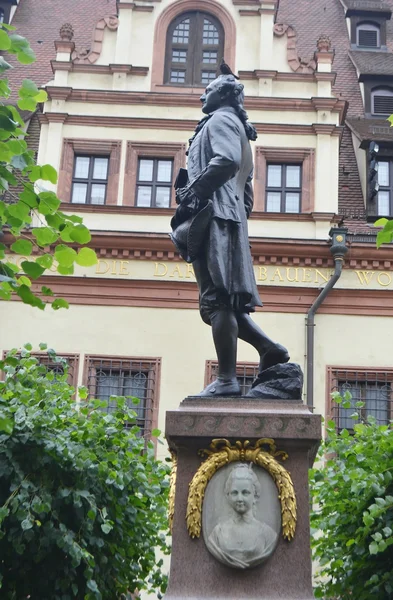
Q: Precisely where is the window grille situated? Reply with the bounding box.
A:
[328,367,393,431]
[357,23,380,48]
[206,361,259,396]
[165,11,224,86]
[371,88,393,116]
[2,352,79,388]
[84,356,160,439]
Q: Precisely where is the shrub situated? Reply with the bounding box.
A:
[0,345,170,599]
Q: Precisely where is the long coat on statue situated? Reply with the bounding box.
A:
[181,106,262,324]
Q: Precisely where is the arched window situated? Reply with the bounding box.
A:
[371,87,393,115]
[165,11,224,86]
[356,22,380,48]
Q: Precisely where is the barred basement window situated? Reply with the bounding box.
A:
[84,356,161,439]
[371,87,393,116]
[328,367,393,431]
[2,352,80,388]
[356,23,380,48]
[205,360,258,396]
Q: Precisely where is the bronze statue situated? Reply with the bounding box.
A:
[171,65,289,397]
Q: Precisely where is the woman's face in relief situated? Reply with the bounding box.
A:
[227,477,254,515]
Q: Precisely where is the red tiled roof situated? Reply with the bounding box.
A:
[5,0,116,96]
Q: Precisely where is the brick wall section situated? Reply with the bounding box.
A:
[277,0,366,221]
[6,0,117,94]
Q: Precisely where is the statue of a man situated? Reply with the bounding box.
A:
[171,68,289,397]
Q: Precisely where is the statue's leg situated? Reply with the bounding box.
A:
[197,306,241,396]
[236,312,290,373]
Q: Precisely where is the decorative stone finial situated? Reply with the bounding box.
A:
[316,34,331,52]
[59,23,74,42]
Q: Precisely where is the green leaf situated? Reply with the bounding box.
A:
[36,254,53,269]
[20,260,45,280]
[41,164,58,184]
[32,227,58,247]
[7,139,27,154]
[17,97,37,112]
[41,286,53,296]
[75,248,97,267]
[0,417,13,434]
[28,165,41,183]
[8,34,30,51]
[7,201,30,221]
[69,224,91,244]
[21,518,34,531]
[54,245,77,268]
[87,580,99,593]
[0,29,11,51]
[34,90,48,103]
[51,298,69,310]
[17,284,45,309]
[17,47,36,65]
[37,191,60,216]
[151,428,161,437]
[20,78,39,96]
[0,56,12,73]
[56,264,74,275]
[10,239,33,255]
[18,275,31,287]
[376,229,393,249]
[369,541,379,555]
[20,187,39,208]
[101,523,112,534]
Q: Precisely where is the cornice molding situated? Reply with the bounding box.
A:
[38,112,343,136]
[50,61,149,76]
[45,87,344,118]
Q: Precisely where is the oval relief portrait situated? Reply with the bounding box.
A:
[202,462,281,569]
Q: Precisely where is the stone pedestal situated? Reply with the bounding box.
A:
[165,397,321,600]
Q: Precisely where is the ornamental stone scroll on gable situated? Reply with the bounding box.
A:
[71,15,119,64]
[273,24,317,73]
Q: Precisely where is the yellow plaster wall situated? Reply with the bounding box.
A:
[2,303,392,458]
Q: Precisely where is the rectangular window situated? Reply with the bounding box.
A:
[328,367,393,431]
[71,155,109,205]
[377,160,392,216]
[266,164,302,213]
[2,352,80,388]
[136,158,173,208]
[84,356,161,439]
[205,360,259,396]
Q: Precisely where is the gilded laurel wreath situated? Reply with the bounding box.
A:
[168,450,177,533]
[186,438,297,541]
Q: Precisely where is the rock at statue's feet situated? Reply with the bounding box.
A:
[259,342,290,373]
[246,362,303,399]
[196,377,241,397]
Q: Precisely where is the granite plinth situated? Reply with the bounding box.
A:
[165,397,321,600]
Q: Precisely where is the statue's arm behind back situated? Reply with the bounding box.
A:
[189,113,242,201]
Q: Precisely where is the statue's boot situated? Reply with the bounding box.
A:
[236,313,290,373]
[197,377,241,397]
[259,342,290,373]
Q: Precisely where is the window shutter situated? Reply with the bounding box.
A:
[358,28,378,47]
[373,94,393,115]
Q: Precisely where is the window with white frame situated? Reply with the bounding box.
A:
[265,164,302,213]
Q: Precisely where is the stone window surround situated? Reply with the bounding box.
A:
[254,147,315,213]
[123,141,186,208]
[151,0,236,93]
[83,354,161,442]
[58,138,121,205]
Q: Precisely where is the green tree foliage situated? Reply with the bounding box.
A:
[0,24,97,310]
[310,393,393,599]
[0,345,170,599]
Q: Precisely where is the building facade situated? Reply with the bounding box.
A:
[2,0,393,463]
